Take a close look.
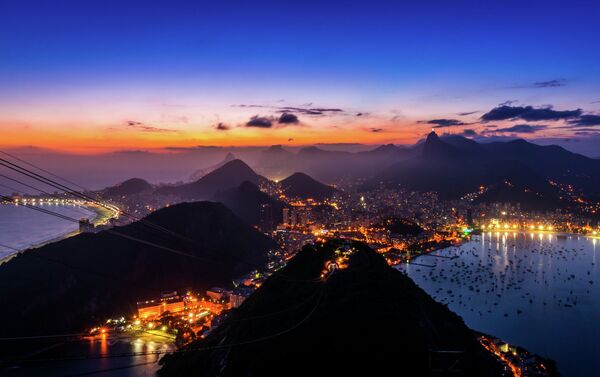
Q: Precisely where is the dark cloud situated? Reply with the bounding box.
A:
[246,116,273,128]
[492,124,549,134]
[574,131,600,136]
[567,114,600,127]
[288,138,294,142]
[278,107,344,115]
[215,122,230,131]
[370,128,383,133]
[480,105,582,122]
[460,129,478,136]
[234,104,345,116]
[458,111,478,116]
[533,79,566,88]
[125,120,178,133]
[421,119,468,128]
[278,113,299,124]
[311,108,343,112]
[510,80,566,89]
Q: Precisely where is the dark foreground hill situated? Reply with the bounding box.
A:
[159,240,505,377]
[0,202,276,338]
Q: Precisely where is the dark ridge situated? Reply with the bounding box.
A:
[0,201,276,338]
[159,240,506,377]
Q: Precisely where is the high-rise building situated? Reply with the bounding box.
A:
[259,203,274,232]
[282,207,290,226]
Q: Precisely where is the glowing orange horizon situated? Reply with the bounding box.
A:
[0,120,425,154]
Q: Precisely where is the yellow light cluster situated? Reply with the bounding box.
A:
[481,224,554,231]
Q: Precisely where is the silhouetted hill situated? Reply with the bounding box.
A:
[256,145,297,179]
[101,178,153,197]
[159,240,505,377]
[213,181,285,226]
[360,143,401,155]
[156,159,262,200]
[280,172,335,200]
[0,202,276,338]
[375,132,583,205]
[189,152,236,181]
[379,217,424,236]
[422,131,458,159]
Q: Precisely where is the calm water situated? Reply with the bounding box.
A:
[1,334,175,377]
[0,204,95,259]
[398,232,599,377]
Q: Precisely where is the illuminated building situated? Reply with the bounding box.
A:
[137,291,185,319]
[259,203,274,232]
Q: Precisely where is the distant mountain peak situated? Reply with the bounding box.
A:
[280,172,335,199]
[422,130,456,158]
[218,158,253,172]
[189,152,237,181]
[101,177,152,197]
[298,146,325,155]
[426,130,439,139]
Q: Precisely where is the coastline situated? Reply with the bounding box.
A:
[0,204,116,265]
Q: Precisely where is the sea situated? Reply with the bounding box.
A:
[397,232,599,377]
[0,204,96,260]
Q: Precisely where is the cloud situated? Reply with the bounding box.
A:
[278,113,299,124]
[215,122,230,131]
[234,104,346,116]
[458,111,478,116]
[492,124,549,134]
[246,115,273,128]
[420,118,468,128]
[480,105,582,122]
[370,128,383,133]
[533,79,566,88]
[567,114,600,127]
[125,120,179,133]
[510,79,566,89]
[460,129,478,136]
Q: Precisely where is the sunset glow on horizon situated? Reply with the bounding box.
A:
[2,0,600,155]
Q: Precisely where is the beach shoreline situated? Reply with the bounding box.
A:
[0,204,116,265]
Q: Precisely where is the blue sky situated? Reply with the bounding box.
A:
[1,0,600,153]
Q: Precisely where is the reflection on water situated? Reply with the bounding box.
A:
[398,232,599,377]
[2,332,175,377]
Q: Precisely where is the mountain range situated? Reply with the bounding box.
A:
[374,131,600,207]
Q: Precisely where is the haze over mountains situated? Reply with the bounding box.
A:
[94,133,600,215]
